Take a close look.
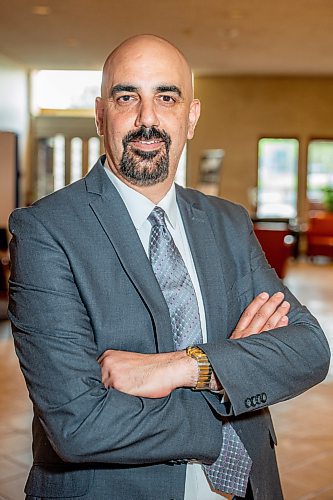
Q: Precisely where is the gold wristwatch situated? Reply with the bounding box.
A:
[186,346,212,390]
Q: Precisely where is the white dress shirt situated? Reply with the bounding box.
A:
[104,165,226,499]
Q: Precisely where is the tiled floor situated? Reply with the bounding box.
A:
[272,260,333,499]
[0,322,32,500]
[0,260,332,499]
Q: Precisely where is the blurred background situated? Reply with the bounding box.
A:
[0,1,332,499]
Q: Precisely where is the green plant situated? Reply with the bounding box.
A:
[322,186,333,212]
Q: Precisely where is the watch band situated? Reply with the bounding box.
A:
[186,346,212,390]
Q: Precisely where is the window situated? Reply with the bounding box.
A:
[307,140,333,209]
[70,138,83,183]
[257,138,299,218]
[31,70,101,114]
[35,135,102,200]
[88,137,101,171]
[175,146,187,187]
[53,135,65,191]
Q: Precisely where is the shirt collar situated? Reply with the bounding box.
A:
[104,163,177,230]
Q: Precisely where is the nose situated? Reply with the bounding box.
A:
[134,97,160,129]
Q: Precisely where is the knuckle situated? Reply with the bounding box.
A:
[103,358,111,368]
[242,309,253,319]
[255,311,265,320]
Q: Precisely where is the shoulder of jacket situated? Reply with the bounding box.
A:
[177,184,249,216]
[9,178,86,229]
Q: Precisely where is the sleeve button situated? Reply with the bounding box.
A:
[261,392,267,403]
[245,398,252,408]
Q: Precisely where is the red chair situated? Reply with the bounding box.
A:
[306,211,333,259]
[254,223,295,279]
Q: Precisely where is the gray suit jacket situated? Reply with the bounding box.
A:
[9,157,330,500]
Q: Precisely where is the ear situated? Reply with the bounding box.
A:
[187,99,201,140]
[95,97,105,136]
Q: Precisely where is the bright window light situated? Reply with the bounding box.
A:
[257,138,299,218]
[307,140,333,205]
[31,70,102,112]
[53,135,65,191]
[175,146,187,187]
[88,137,101,170]
[71,137,83,183]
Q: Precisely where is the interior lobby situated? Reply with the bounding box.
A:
[0,1,333,499]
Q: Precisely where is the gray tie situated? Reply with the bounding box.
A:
[148,206,202,349]
[148,206,252,498]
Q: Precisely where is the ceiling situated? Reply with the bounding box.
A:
[1,0,333,75]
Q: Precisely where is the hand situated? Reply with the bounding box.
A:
[98,349,198,398]
[209,371,223,392]
[231,291,290,340]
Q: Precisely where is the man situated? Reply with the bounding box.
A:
[9,35,330,500]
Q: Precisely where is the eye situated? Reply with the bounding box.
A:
[117,95,136,104]
[158,94,176,104]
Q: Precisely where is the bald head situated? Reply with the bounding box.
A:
[101,34,194,100]
[95,34,200,202]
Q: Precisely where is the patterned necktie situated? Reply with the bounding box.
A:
[148,206,202,349]
[148,206,252,498]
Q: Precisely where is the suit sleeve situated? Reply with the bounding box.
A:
[201,206,330,416]
[8,207,222,464]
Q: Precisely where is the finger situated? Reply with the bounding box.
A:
[98,352,107,364]
[234,292,270,331]
[260,301,290,332]
[98,349,113,364]
[241,291,285,334]
[275,315,289,328]
[101,369,110,387]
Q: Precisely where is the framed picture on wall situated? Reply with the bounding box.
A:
[197,148,224,196]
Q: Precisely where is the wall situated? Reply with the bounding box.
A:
[0,54,29,216]
[0,132,17,227]
[188,76,333,219]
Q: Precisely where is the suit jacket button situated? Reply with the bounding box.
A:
[255,394,261,404]
[261,392,267,403]
[245,398,252,408]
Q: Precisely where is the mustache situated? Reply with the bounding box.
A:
[122,126,171,148]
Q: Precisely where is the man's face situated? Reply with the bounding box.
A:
[95,39,200,188]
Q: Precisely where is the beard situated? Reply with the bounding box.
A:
[119,126,171,186]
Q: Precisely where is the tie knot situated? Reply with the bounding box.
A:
[148,206,166,227]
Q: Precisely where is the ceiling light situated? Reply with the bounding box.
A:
[32,5,51,16]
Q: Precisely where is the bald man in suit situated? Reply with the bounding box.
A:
[9,35,330,499]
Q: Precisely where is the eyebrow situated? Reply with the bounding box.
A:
[109,84,183,98]
[110,84,139,97]
[155,85,182,97]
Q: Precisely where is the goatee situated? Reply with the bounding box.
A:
[119,126,171,186]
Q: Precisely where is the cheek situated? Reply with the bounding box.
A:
[169,122,187,150]
[105,109,132,139]
[104,119,124,148]
[103,123,125,165]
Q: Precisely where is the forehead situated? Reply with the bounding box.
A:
[104,43,192,95]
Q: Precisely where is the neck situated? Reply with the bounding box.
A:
[105,160,174,204]
[128,179,174,204]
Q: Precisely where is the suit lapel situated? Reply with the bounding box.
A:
[85,159,174,353]
[176,187,229,343]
